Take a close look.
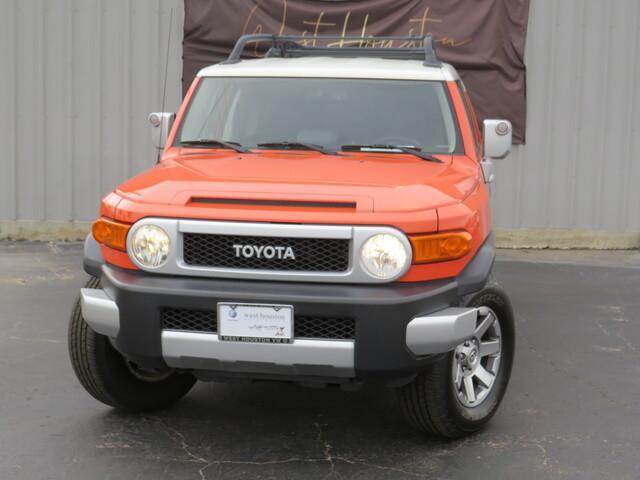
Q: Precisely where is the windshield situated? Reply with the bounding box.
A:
[178,77,461,154]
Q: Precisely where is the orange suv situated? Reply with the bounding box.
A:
[69,35,515,438]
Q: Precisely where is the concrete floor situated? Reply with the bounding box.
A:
[1,242,639,480]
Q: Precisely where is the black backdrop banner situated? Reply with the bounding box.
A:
[183,0,530,143]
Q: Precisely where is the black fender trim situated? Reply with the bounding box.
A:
[83,234,104,278]
[456,232,495,296]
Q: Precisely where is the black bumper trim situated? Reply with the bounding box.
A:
[92,232,495,380]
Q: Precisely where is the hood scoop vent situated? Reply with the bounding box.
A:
[190,197,357,210]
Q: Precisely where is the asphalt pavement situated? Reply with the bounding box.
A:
[1,242,639,480]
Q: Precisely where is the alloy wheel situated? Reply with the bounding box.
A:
[452,306,502,407]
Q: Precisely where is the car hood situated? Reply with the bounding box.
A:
[116,150,480,214]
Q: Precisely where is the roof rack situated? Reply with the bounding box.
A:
[223,34,441,67]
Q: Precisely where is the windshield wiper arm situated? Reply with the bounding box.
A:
[341,144,443,163]
[257,141,337,155]
[181,139,250,153]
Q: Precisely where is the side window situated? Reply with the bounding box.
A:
[456,80,482,154]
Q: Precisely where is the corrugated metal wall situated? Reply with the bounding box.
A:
[0,0,639,243]
[493,0,640,235]
[0,0,183,224]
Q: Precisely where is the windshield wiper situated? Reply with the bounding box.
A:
[341,144,443,163]
[257,141,338,155]
[181,139,250,153]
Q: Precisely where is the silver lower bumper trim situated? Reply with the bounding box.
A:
[80,288,120,337]
[79,286,476,374]
[161,330,355,377]
[405,308,478,355]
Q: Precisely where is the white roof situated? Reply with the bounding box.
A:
[198,57,459,82]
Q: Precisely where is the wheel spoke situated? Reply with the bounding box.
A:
[474,365,494,388]
[480,339,500,357]
[475,311,495,338]
[454,363,462,387]
[463,376,476,403]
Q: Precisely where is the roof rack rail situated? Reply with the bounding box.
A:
[223,34,441,67]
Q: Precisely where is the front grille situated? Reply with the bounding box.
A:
[161,308,355,340]
[162,308,217,332]
[182,233,350,272]
[294,316,356,340]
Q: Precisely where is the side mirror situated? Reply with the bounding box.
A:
[148,112,175,150]
[483,119,512,159]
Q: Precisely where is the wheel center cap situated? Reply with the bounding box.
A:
[468,349,478,364]
[457,340,480,372]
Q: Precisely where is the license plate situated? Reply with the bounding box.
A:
[218,303,293,343]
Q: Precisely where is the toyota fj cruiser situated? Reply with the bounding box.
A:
[69,35,515,438]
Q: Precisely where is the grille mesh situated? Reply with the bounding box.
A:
[294,316,356,340]
[162,308,217,332]
[182,233,350,272]
[161,308,355,340]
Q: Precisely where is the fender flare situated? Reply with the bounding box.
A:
[456,232,495,296]
[83,234,104,278]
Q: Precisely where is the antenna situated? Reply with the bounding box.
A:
[157,7,174,163]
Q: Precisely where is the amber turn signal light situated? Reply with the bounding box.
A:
[410,232,472,264]
[92,218,130,251]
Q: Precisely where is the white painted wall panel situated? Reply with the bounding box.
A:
[493,0,640,233]
[0,0,17,220]
[0,0,183,222]
[0,0,638,238]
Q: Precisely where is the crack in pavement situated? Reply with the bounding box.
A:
[148,416,430,479]
[1,335,63,344]
[595,306,638,356]
[146,417,208,465]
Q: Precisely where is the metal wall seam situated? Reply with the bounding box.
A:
[617,0,640,231]
[567,0,587,230]
[626,0,640,230]
[66,0,75,221]
[96,0,103,211]
[39,0,47,221]
[594,3,611,229]
[541,0,557,228]
[1,0,18,219]
[124,1,132,180]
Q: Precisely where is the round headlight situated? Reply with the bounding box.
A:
[130,224,170,268]
[360,233,409,279]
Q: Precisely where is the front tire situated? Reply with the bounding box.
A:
[68,277,196,412]
[398,280,515,438]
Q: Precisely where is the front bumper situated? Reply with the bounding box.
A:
[81,233,495,383]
